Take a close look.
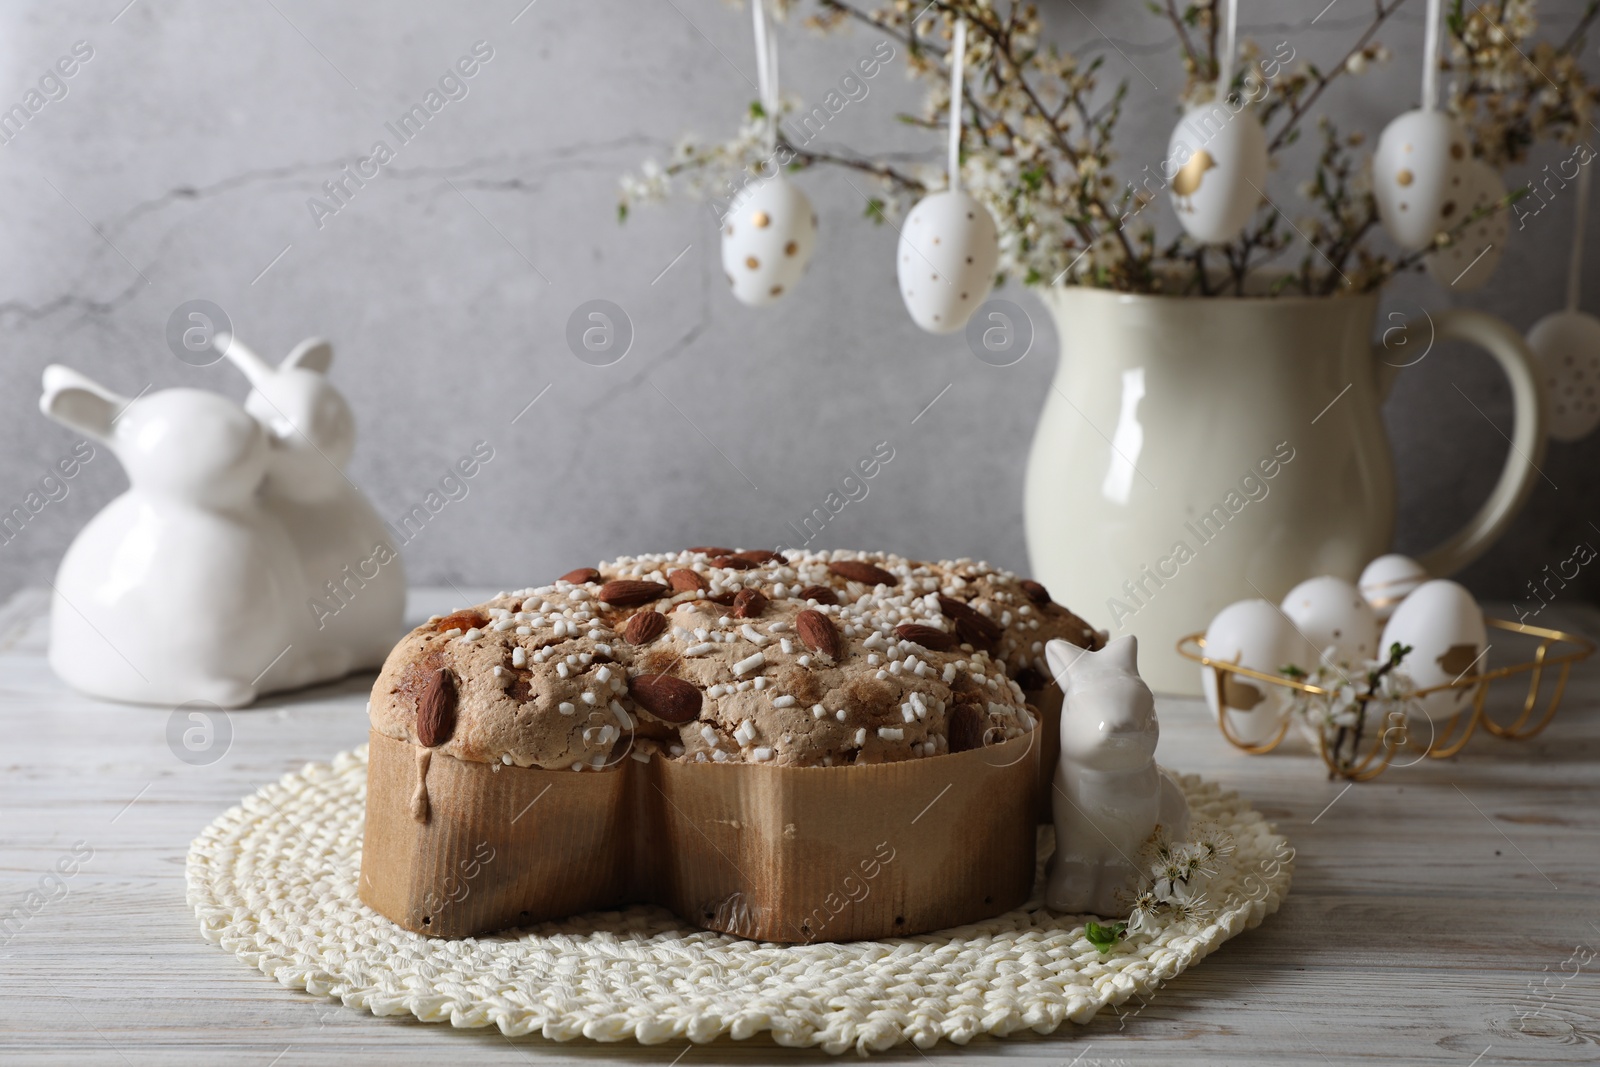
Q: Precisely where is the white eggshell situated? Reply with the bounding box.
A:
[1379,579,1487,725]
[1201,599,1295,745]
[896,191,999,334]
[1425,160,1508,291]
[1167,105,1268,244]
[1373,109,1468,252]
[721,177,817,307]
[1528,309,1600,441]
[1280,576,1380,670]
[1358,554,1429,623]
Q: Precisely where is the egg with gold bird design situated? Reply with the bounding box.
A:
[720,176,817,307]
[1166,104,1268,243]
[1171,150,1217,202]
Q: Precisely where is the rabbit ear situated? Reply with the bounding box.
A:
[1102,634,1139,674]
[283,337,332,374]
[1045,638,1091,690]
[40,365,127,442]
[216,333,276,389]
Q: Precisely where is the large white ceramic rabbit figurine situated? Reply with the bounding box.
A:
[1045,635,1190,916]
[40,368,316,707]
[218,334,405,677]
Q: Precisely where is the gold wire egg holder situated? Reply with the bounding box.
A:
[1176,618,1595,781]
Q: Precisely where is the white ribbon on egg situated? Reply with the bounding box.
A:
[1218,0,1238,99]
[947,16,967,193]
[1567,157,1590,315]
[751,0,779,154]
[1421,0,1443,112]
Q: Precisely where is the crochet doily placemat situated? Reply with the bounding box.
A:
[186,745,1291,1055]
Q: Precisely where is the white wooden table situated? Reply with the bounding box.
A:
[2,586,1598,1066]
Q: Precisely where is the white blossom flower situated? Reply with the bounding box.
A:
[1126,889,1161,934]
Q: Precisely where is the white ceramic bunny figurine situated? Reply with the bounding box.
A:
[1044,635,1190,916]
[39,368,316,707]
[217,334,405,677]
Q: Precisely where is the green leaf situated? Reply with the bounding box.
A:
[863,198,886,224]
[616,202,628,223]
[1085,921,1127,953]
[749,100,766,120]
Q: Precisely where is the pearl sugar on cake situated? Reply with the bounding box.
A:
[721,176,817,307]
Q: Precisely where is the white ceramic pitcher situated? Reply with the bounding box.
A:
[1024,286,1546,695]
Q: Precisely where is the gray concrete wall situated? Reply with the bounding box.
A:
[1,0,1595,616]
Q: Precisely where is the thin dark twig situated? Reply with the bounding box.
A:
[1268,0,1410,152]
[1560,0,1600,52]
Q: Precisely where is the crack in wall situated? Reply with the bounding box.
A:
[2,134,664,329]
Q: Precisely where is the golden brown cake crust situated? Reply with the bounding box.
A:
[369,550,1103,771]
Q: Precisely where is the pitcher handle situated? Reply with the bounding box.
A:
[1374,308,1548,577]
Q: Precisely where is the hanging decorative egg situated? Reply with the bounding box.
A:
[1379,579,1487,725]
[1528,310,1600,441]
[721,177,817,308]
[1425,159,1508,290]
[1373,109,1469,252]
[896,191,999,334]
[1166,106,1269,244]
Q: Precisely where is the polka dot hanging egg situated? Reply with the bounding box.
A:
[1373,109,1468,252]
[721,177,817,307]
[896,191,999,334]
[1528,309,1600,441]
[1425,159,1507,291]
